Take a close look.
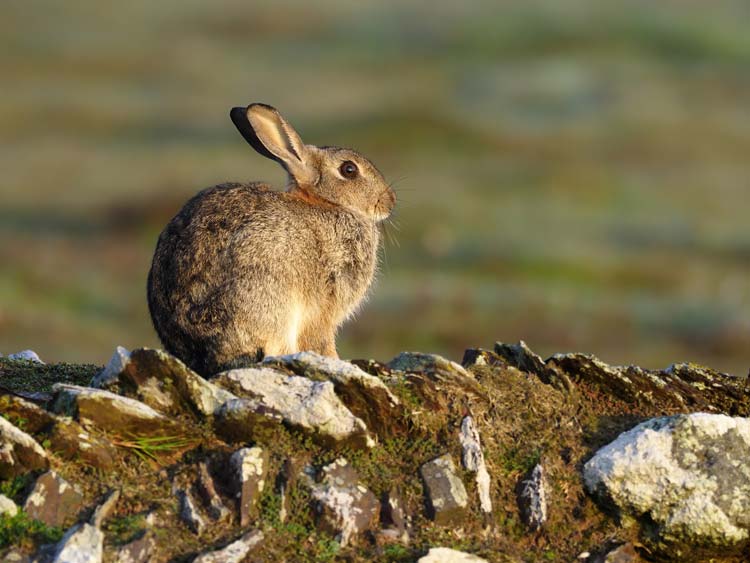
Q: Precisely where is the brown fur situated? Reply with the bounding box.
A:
[147,104,395,375]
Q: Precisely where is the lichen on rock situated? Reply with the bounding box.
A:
[584,413,750,558]
[214,368,374,447]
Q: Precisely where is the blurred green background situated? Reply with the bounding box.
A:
[1,0,749,375]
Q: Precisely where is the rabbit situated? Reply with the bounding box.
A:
[147,103,396,376]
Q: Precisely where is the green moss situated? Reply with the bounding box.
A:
[0,474,34,504]
[314,537,340,561]
[0,511,64,548]
[104,514,147,545]
[382,544,413,562]
[0,358,101,393]
[498,445,542,475]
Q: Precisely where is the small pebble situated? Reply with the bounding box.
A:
[8,350,44,363]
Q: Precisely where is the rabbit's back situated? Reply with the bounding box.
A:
[147,182,379,374]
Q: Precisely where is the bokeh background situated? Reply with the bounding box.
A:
[2,0,749,375]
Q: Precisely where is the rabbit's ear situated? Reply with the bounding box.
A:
[230,104,315,185]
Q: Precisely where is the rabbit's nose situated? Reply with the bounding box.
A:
[375,188,396,219]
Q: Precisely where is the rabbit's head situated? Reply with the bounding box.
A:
[231,103,395,221]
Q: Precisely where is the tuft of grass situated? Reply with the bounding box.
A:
[499,445,543,475]
[0,511,63,548]
[111,434,195,464]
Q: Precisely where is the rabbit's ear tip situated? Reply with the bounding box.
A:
[230,106,248,123]
[247,102,277,112]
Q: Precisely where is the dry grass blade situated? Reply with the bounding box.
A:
[111,434,195,465]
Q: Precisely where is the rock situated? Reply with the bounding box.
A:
[51,384,187,438]
[418,547,488,562]
[0,547,30,562]
[264,351,401,437]
[90,345,131,389]
[380,488,408,542]
[420,454,468,525]
[0,416,49,479]
[213,398,284,444]
[0,393,56,433]
[8,350,44,364]
[591,542,642,563]
[544,353,750,414]
[24,470,84,527]
[516,464,547,530]
[584,413,750,558]
[308,458,379,546]
[92,348,236,417]
[90,489,120,528]
[276,458,300,524]
[115,530,156,563]
[192,529,264,563]
[388,352,473,381]
[177,488,206,535]
[263,352,396,400]
[494,341,547,376]
[196,461,231,522]
[230,447,269,527]
[459,416,492,515]
[51,523,103,563]
[0,493,18,516]
[215,368,373,447]
[461,348,506,368]
[47,417,117,470]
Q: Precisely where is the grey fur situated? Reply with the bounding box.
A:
[147,103,395,375]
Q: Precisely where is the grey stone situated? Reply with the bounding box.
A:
[277,458,300,524]
[178,488,206,535]
[92,348,236,417]
[544,353,749,413]
[0,393,56,433]
[115,530,156,563]
[459,416,492,515]
[380,488,408,542]
[90,346,131,389]
[51,384,187,438]
[517,464,547,530]
[215,368,373,447]
[0,547,31,562]
[8,350,44,364]
[0,493,18,516]
[584,413,750,558]
[264,351,400,436]
[231,447,269,527]
[47,417,117,470]
[461,348,506,368]
[192,529,264,563]
[420,454,468,525]
[196,461,230,522]
[90,489,120,528]
[24,470,84,527]
[263,351,399,405]
[0,415,49,479]
[308,458,379,546]
[51,523,103,563]
[494,341,547,375]
[387,352,473,380]
[213,398,283,444]
[418,547,488,562]
[591,542,642,563]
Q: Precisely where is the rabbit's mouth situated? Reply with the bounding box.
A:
[373,188,396,222]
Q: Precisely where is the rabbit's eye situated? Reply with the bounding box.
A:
[339,161,359,179]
